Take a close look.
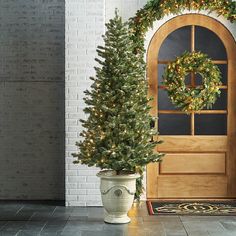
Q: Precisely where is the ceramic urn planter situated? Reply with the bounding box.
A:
[97,170,140,224]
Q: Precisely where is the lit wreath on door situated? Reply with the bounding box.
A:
[163,51,222,113]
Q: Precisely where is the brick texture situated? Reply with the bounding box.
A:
[0,0,65,199]
[65,0,105,206]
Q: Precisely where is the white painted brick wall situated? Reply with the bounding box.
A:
[105,0,147,21]
[65,0,105,206]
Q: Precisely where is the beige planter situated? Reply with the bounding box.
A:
[97,170,140,224]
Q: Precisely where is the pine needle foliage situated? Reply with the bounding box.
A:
[72,12,163,179]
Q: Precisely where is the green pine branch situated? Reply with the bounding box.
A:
[73,11,163,177]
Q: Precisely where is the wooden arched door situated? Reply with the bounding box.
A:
[147,14,236,199]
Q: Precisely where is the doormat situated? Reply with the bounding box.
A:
[147,201,236,215]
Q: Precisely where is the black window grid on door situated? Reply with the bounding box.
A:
[157,25,228,136]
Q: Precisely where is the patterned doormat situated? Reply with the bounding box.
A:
[147,201,236,215]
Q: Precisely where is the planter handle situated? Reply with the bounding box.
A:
[101,185,135,196]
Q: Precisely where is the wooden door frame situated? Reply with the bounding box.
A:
[146,14,236,199]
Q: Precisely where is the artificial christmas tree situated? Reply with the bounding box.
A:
[73,11,163,223]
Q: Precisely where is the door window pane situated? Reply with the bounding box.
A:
[194,73,203,86]
[211,90,227,110]
[158,64,165,85]
[158,26,191,60]
[157,24,228,136]
[195,114,227,135]
[193,76,227,110]
[195,26,227,60]
[194,64,227,86]
[158,114,191,135]
[158,89,177,110]
[217,64,228,85]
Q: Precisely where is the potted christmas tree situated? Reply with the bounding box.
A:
[73,12,163,224]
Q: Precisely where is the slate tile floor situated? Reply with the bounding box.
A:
[0,201,236,236]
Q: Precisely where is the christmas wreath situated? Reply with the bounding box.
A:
[163,51,222,113]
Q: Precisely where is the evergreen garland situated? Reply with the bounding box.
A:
[163,51,222,113]
[129,0,236,43]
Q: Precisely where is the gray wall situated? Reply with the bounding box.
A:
[0,0,65,199]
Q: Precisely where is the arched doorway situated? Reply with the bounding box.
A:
[147,14,236,199]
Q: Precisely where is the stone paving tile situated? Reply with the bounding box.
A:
[190,233,210,236]
[81,230,123,236]
[0,202,22,211]
[22,221,46,232]
[14,210,35,221]
[70,207,88,217]
[87,207,104,220]
[22,205,56,214]
[103,223,127,236]
[0,201,236,236]
[136,222,166,236]
[0,231,19,236]
[59,231,82,236]
[128,216,144,224]
[123,228,149,236]
[0,221,8,229]
[68,216,88,221]
[53,207,74,214]
[143,215,181,222]
[162,220,188,236]
[0,211,18,221]
[180,215,236,222]
[29,212,54,221]
[41,221,67,234]
[48,212,71,221]
[207,231,236,236]
[1,221,26,231]
[182,221,227,236]
[219,221,236,232]
[62,221,104,232]
[17,230,41,236]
